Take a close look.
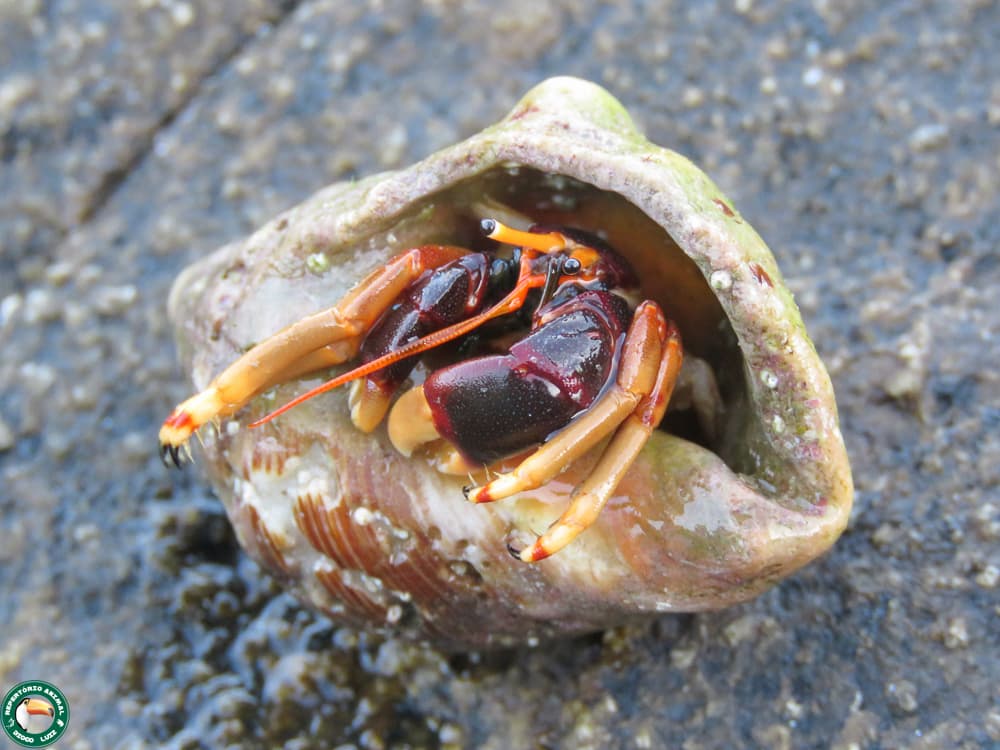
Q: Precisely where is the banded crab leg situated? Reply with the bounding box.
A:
[158,244,467,466]
[464,301,683,562]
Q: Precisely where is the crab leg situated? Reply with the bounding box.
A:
[460,302,681,560]
[517,316,683,562]
[463,387,640,503]
[159,244,467,464]
[464,302,673,503]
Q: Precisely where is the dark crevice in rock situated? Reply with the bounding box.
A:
[76,0,306,227]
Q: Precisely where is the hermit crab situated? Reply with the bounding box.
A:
[160,78,853,648]
[162,217,684,563]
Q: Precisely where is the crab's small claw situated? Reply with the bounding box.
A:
[160,442,184,468]
[506,539,553,563]
[159,407,198,468]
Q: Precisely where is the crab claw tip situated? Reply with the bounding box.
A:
[463,484,491,503]
[160,442,185,469]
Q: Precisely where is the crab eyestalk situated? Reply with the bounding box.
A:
[163,76,852,649]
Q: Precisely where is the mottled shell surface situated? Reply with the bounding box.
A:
[167,77,853,649]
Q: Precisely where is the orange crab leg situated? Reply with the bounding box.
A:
[518,315,682,562]
[159,244,467,464]
[249,247,554,429]
[481,218,569,252]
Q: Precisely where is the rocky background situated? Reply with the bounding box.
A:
[1,1,997,748]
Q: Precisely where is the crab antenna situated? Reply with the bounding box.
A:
[481,218,569,253]
[249,251,549,429]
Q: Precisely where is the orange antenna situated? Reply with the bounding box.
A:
[250,250,548,429]
[481,219,569,253]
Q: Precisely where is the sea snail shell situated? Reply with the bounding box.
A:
[166,77,853,649]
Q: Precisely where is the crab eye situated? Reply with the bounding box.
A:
[562,257,582,274]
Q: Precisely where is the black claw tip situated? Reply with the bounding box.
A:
[461,485,472,499]
[480,218,496,236]
[506,543,523,561]
[160,443,184,469]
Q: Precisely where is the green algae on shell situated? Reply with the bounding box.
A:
[166,77,853,649]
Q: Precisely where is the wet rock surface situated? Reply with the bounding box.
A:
[1,1,997,748]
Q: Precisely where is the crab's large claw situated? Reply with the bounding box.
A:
[466,303,683,563]
[163,77,853,649]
